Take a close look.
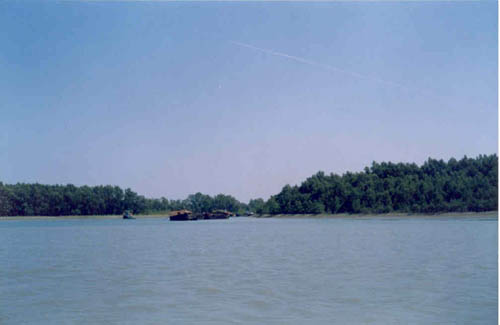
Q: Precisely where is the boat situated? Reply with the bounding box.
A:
[123,211,135,219]
[204,210,232,219]
[169,210,197,221]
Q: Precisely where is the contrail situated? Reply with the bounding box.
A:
[230,41,421,93]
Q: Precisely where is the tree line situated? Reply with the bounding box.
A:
[248,154,497,215]
[0,183,248,216]
[0,154,497,216]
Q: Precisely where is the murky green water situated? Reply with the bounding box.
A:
[0,215,497,324]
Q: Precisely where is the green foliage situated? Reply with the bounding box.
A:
[182,192,246,214]
[262,154,498,215]
[248,198,265,213]
[0,154,496,217]
[263,197,280,214]
[0,184,130,216]
[0,184,247,216]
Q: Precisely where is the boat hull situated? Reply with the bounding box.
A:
[169,214,197,221]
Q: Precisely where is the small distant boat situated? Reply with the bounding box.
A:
[123,211,135,219]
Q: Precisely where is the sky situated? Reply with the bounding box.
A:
[0,1,497,202]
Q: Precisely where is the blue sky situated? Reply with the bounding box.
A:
[0,1,497,202]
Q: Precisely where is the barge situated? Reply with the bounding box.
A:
[169,210,197,221]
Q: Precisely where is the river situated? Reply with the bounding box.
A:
[0,215,497,324]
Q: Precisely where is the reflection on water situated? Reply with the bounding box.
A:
[0,215,497,324]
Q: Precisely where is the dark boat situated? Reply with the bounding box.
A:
[123,211,135,219]
[206,210,232,219]
[197,210,232,220]
[169,210,197,221]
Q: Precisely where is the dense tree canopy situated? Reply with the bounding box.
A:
[0,184,145,216]
[252,154,497,214]
[0,184,247,216]
[0,154,496,216]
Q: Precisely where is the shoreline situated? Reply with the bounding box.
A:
[0,214,169,221]
[254,210,498,219]
[0,210,497,221]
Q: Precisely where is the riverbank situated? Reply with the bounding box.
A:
[254,210,498,219]
[0,214,169,221]
[1,210,497,220]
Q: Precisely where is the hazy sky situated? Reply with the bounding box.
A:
[0,1,497,202]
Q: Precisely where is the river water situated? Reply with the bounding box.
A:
[0,215,497,324]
